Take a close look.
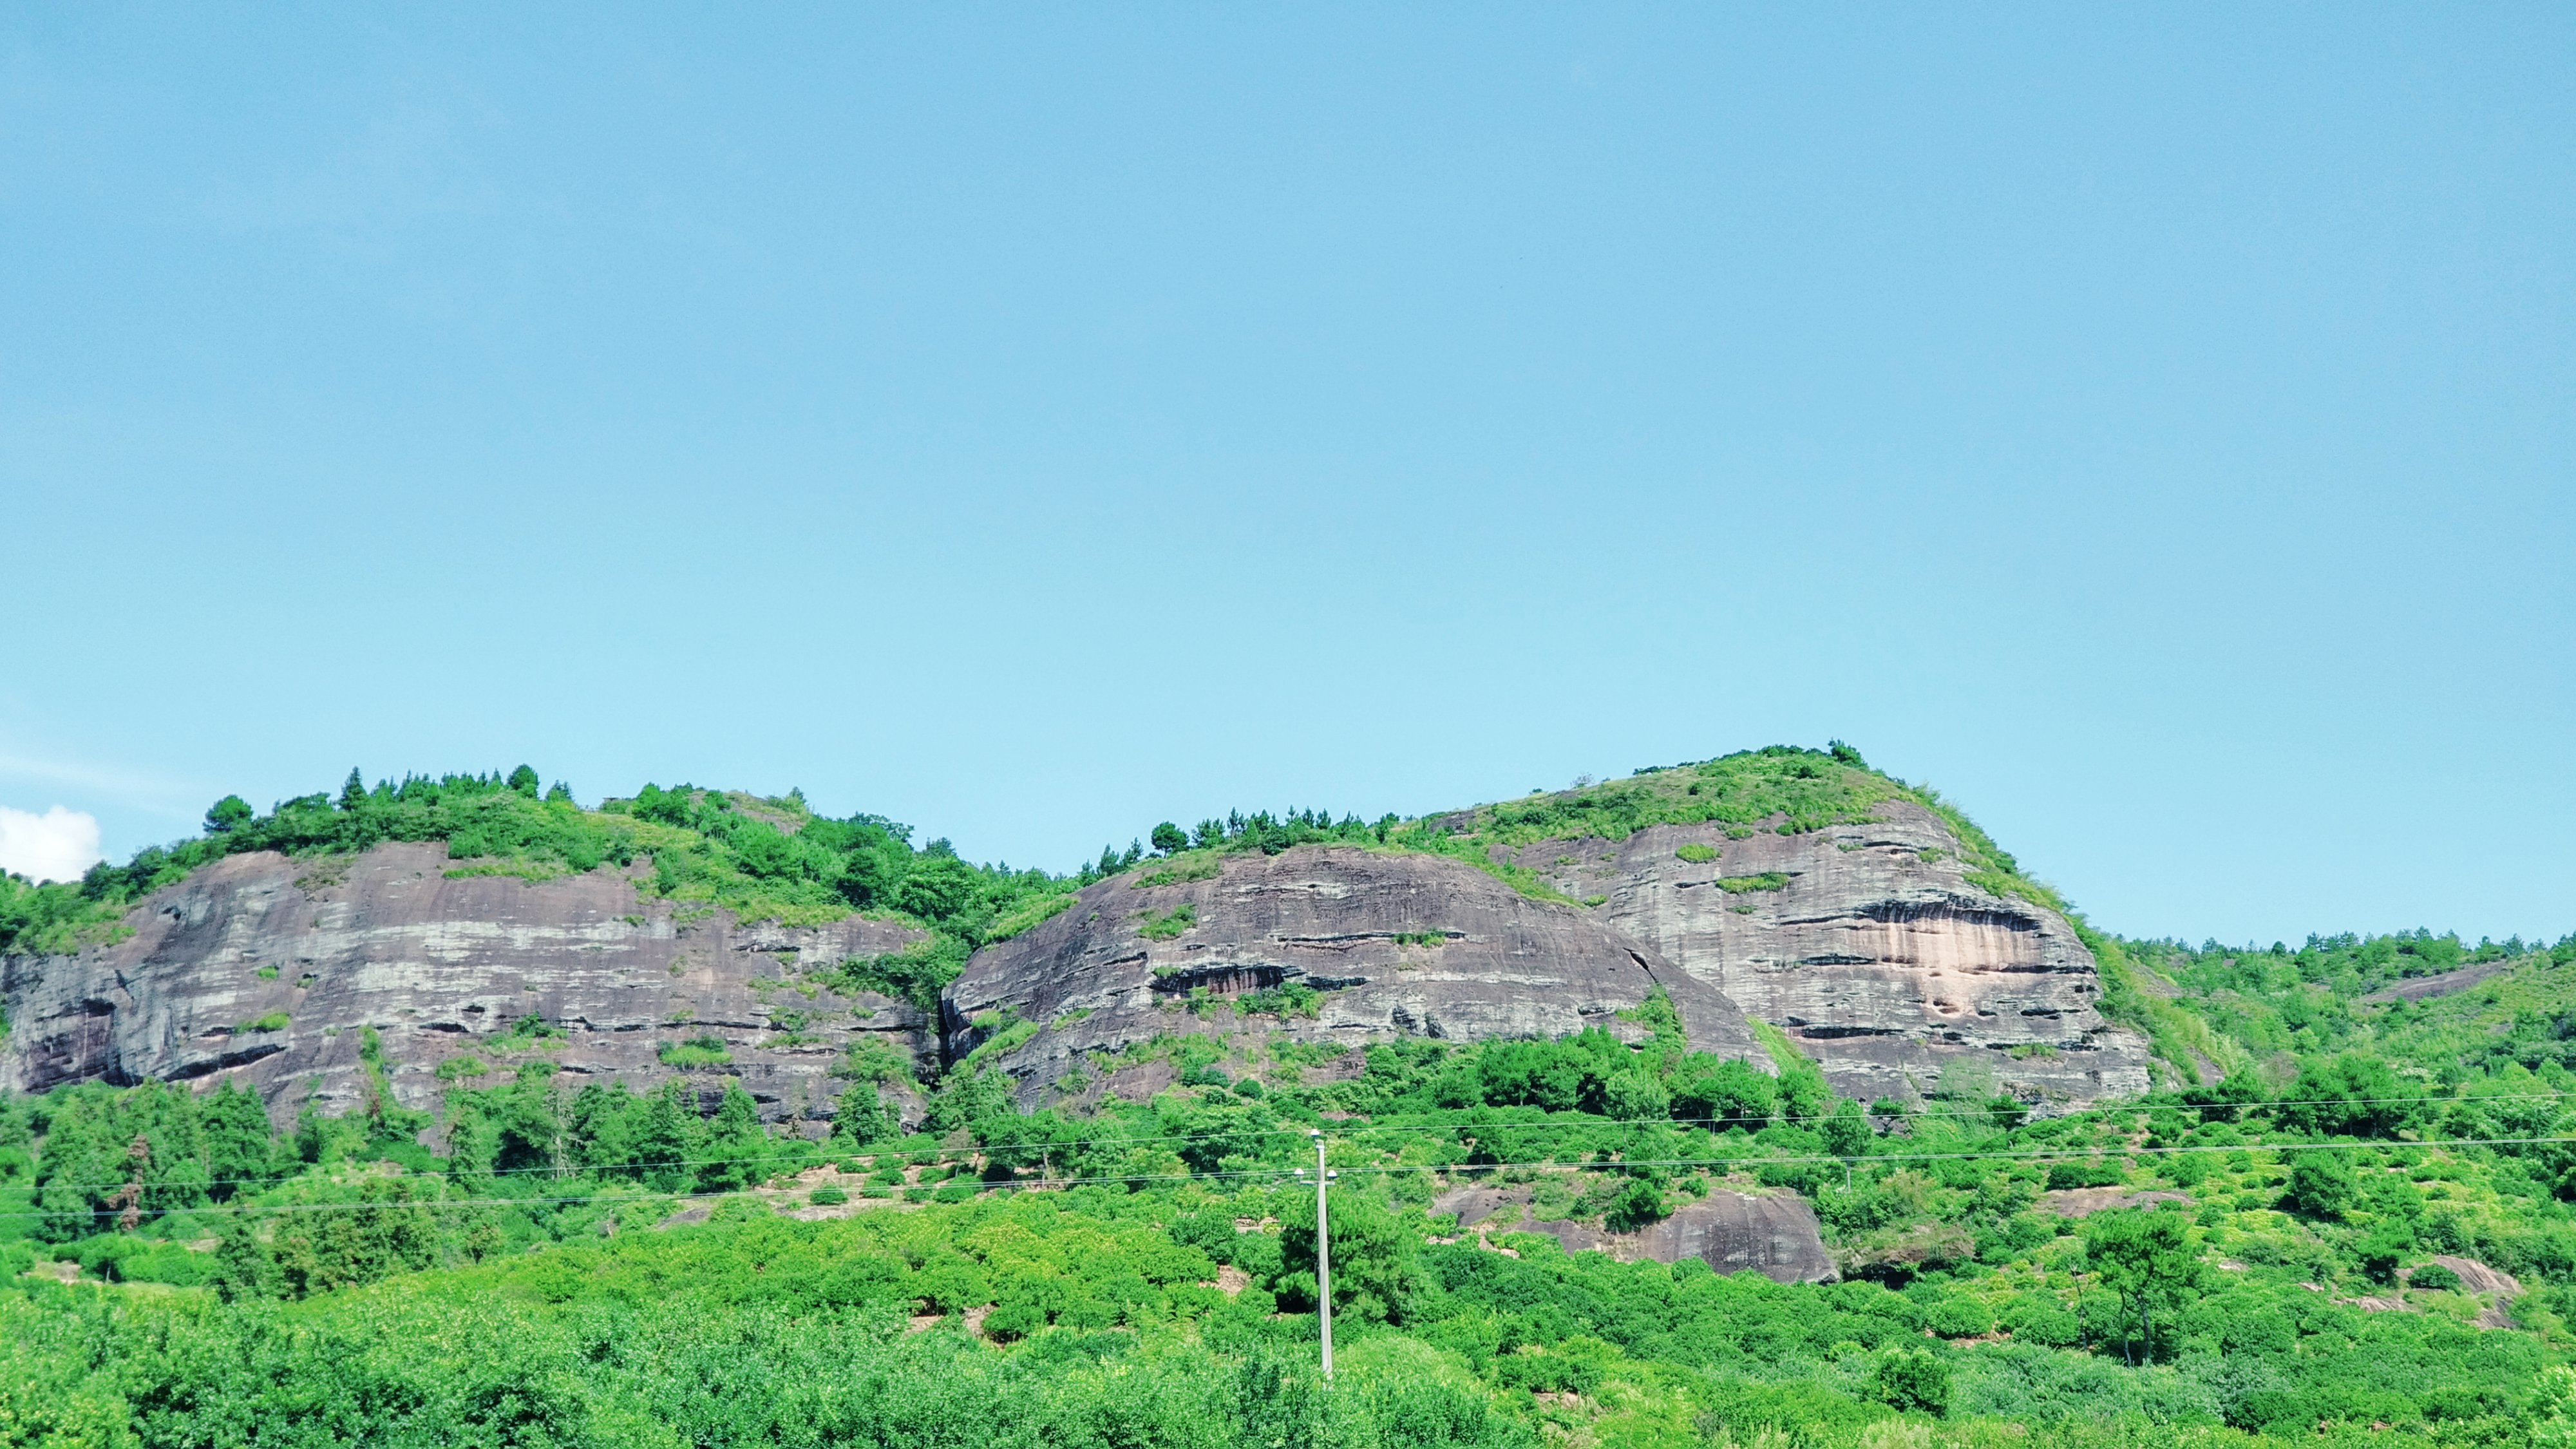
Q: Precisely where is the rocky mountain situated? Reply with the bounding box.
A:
[940,845,1768,1103]
[3,746,2154,1125]
[946,796,2148,1112]
[1497,799,2151,1104]
[0,842,929,1126]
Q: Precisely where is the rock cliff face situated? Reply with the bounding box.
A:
[6,781,2154,1122]
[942,846,1768,1100]
[1496,800,2151,1105]
[0,843,927,1126]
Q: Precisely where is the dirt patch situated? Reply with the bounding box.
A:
[2039,1188,2191,1218]
[1104,1058,1177,1104]
[1215,1265,1250,1296]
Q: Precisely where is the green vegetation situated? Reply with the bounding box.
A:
[14,744,2576,1444]
[658,1035,734,1068]
[1070,744,2065,913]
[1139,902,1198,940]
[15,951,2576,1446]
[0,771,1072,1031]
[232,1012,291,1034]
[1716,872,1793,894]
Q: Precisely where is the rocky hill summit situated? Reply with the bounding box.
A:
[3,746,2152,1129]
[945,751,2148,1110]
[1505,800,2146,1104]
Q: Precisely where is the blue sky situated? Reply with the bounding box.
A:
[2,6,2568,945]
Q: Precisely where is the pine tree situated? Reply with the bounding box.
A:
[200,1083,276,1202]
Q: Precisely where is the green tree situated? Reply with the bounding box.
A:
[1602,1069,1670,1122]
[1672,1059,1776,1130]
[566,1081,638,1173]
[271,1179,437,1296]
[209,1214,281,1302]
[1604,1177,1669,1232]
[2277,1053,2418,1139]
[205,795,253,833]
[833,1083,899,1148]
[2282,1151,2358,1219]
[632,1081,699,1192]
[2358,1217,2416,1283]
[199,1082,274,1200]
[2082,1207,2199,1364]
[1150,822,1189,854]
[696,1079,766,1193]
[1874,1347,1951,1417]
[1277,1188,1423,1324]
[1821,1099,1873,1157]
[506,764,540,797]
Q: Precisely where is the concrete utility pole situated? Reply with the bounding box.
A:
[1300,1129,1338,1380]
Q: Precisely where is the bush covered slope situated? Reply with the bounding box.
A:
[7,745,2576,1446]
[10,935,2576,1445]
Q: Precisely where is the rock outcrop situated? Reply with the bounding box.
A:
[0,843,927,1126]
[1432,1182,1836,1283]
[1496,800,2150,1106]
[6,779,2155,1124]
[942,846,1769,1099]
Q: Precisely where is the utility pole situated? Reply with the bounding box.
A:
[1298,1129,1337,1380]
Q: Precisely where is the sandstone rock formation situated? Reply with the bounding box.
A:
[7,779,2156,1124]
[942,845,1768,1100]
[1432,1182,1836,1283]
[0,842,927,1126]
[1496,800,2151,1106]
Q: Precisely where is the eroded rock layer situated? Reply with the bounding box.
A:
[942,845,1768,1100]
[1501,799,2151,1106]
[0,843,927,1126]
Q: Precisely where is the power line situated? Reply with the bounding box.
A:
[12,1130,2565,1223]
[21,1086,2571,1196]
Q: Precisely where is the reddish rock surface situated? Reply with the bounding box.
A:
[1502,800,2152,1107]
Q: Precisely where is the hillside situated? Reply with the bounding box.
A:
[4,746,2146,1121]
[5,745,2576,1447]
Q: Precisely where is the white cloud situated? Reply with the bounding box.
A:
[0,806,106,884]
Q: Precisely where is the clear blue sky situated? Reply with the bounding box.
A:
[3,6,2568,946]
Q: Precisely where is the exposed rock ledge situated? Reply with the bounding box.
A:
[1433,1182,1837,1283]
[0,842,928,1126]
